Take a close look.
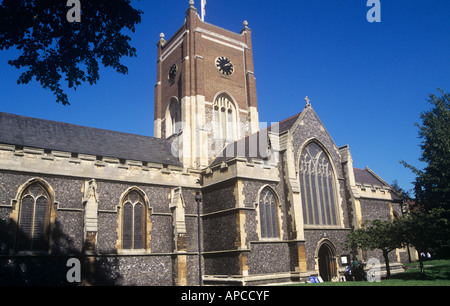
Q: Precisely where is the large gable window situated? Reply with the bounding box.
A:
[299,142,338,226]
[16,183,52,252]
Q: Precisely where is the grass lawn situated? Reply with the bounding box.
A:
[291,259,450,286]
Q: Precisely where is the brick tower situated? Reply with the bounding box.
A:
[154,1,260,169]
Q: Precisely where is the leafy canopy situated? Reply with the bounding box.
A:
[345,217,403,255]
[401,89,450,211]
[0,0,142,105]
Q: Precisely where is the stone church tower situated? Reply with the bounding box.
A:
[154,1,260,169]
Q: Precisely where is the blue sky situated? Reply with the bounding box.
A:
[1,0,449,193]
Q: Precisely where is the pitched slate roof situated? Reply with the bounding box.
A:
[210,131,270,166]
[268,112,302,134]
[0,112,181,166]
[353,167,388,187]
[210,112,302,166]
[353,167,403,201]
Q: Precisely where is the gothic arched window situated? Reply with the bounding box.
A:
[121,190,147,250]
[299,142,338,226]
[259,187,280,239]
[16,183,52,251]
[167,98,181,137]
[213,94,237,141]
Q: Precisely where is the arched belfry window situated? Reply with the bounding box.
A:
[167,98,181,137]
[16,182,52,252]
[213,94,237,141]
[299,142,338,226]
[121,190,147,250]
[258,187,280,239]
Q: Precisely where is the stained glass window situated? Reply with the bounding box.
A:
[122,191,146,250]
[299,142,338,226]
[259,187,280,239]
[16,183,51,251]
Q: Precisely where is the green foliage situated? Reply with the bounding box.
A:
[345,217,404,277]
[390,179,411,202]
[411,209,446,246]
[401,89,450,211]
[399,208,450,258]
[345,218,403,254]
[288,260,450,286]
[346,208,450,275]
[0,0,142,105]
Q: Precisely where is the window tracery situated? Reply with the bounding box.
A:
[121,190,147,250]
[299,142,338,226]
[16,183,51,251]
[213,94,236,141]
[259,187,280,239]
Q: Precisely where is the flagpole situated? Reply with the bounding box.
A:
[201,0,206,21]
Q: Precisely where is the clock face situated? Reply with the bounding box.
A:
[215,56,234,76]
[168,64,177,83]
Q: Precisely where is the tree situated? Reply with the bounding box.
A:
[391,179,411,203]
[399,208,450,275]
[345,218,404,278]
[346,209,450,278]
[401,89,450,212]
[0,0,142,105]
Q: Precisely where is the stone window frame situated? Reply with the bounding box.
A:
[255,185,282,241]
[165,97,182,137]
[213,92,239,141]
[298,140,341,227]
[9,178,57,255]
[116,187,152,255]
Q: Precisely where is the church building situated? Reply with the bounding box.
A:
[0,1,407,285]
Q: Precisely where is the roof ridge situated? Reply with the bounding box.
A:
[0,112,158,141]
[278,112,302,124]
[365,166,391,188]
[0,112,181,166]
[209,112,303,167]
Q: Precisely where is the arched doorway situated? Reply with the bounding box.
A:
[317,240,337,282]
